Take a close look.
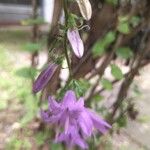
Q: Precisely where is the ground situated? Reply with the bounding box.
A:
[0,27,150,150]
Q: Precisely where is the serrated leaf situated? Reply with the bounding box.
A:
[101,78,113,90]
[92,31,116,57]
[117,22,130,34]
[111,64,123,80]
[116,47,133,59]
[15,67,37,79]
[68,13,77,28]
[23,43,41,53]
[73,79,90,97]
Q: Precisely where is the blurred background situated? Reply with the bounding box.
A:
[0,0,150,150]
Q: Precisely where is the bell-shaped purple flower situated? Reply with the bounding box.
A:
[41,90,111,149]
[67,28,84,58]
[33,63,57,93]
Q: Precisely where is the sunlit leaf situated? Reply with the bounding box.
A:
[101,78,113,90]
[117,22,130,34]
[130,16,141,27]
[111,64,123,80]
[92,31,116,57]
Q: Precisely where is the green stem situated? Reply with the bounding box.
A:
[63,0,72,77]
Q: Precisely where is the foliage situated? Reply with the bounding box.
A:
[6,136,31,150]
[111,64,124,80]
[101,78,113,90]
[116,47,133,59]
[92,31,116,57]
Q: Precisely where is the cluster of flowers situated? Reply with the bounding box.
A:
[33,64,111,149]
[33,0,111,149]
[41,90,111,149]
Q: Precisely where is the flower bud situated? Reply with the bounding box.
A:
[33,63,57,93]
[67,28,84,58]
[76,0,92,20]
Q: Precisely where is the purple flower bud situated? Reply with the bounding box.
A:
[33,63,57,93]
[67,28,84,58]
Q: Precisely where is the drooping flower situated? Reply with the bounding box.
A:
[41,90,111,149]
[56,125,88,149]
[33,63,57,93]
[67,28,84,58]
[76,0,92,20]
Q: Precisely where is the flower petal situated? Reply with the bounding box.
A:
[78,111,93,137]
[33,63,57,93]
[75,137,88,149]
[87,109,111,134]
[67,28,84,58]
[57,125,88,149]
[48,96,61,114]
[62,90,76,107]
[41,110,62,124]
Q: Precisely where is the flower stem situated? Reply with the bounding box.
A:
[63,0,72,77]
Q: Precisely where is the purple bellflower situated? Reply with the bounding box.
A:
[33,63,57,93]
[41,90,111,149]
[67,28,84,58]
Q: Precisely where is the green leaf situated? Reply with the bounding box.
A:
[92,40,105,57]
[92,31,116,57]
[117,22,130,34]
[130,16,141,27]
[116,47,133,59]
[93,94,104,102]
[72,79,90,97]
[23,43,41,53]
[117,115,127,127]
[118,15,129,22]
[104,31,116,45]
[105,0,118,6]
[15,67,37,79]
[51,143,63,150]
[68,13,78,28]
[101,78,113,90]
[36,131,49,146]
[111,64,123,80]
